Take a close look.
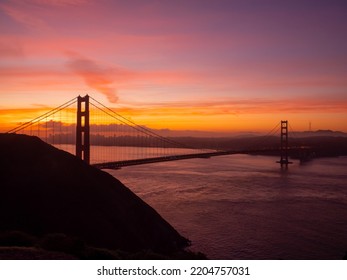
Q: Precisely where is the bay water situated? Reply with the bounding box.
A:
[54,144,347,259]
[109,154,347,259]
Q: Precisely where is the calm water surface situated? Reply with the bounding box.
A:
[106,154,347,260]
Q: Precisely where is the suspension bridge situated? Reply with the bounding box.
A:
[6,95,307,169]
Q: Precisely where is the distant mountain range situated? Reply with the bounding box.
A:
[148,128,347,138]
[290,130,347,138]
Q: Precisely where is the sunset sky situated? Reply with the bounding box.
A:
[1,0,346,134]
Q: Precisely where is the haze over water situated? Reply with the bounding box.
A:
[108,154,347,259]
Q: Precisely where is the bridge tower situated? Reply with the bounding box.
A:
[76,95,90,164]
[277,120,292,167]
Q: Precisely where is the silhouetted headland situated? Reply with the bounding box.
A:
[0,133,202,259]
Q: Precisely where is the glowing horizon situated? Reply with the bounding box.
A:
[1,0,346,134]
[2,95,346,136]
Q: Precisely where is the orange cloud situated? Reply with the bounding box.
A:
[118,97,347,116]
[2,95,347,134]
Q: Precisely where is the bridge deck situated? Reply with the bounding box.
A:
[92,151,236,169]
[91,147,312,169]
[91,148,295,169]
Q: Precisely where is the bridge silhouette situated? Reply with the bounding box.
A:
[7,95,301,169]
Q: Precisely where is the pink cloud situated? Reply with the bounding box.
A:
[0,0,89,32]
[0,2,48,31]
[65,52,136,103]
[0,42,24,58]
[29,0,89,6]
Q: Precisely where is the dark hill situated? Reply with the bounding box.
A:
[0,134,189,256]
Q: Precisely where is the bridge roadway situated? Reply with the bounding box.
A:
[91,148,291,169]
[92,150,233,169]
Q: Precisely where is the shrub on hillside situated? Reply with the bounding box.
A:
[0,231,37,247]
[39,233,85,257]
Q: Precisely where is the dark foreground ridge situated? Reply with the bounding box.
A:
[0,133,198,259]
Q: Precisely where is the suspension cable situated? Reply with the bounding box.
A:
[7,97,77,133]
[89,99,200,150]
[244,121,281,150]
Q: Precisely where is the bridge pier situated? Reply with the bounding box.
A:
[76,95,90,164]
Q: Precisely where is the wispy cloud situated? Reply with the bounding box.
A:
[0,0,89,31]
[116,97,347,117]
[0,2,48,30]
[65,52,136,103]
[0,42,24,58]
[29,0,89,6]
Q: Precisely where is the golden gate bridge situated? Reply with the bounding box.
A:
[6,95,305,169]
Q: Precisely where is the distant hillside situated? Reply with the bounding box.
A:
[168,135,347,157]
[291,130,347,138]
[0,134,191,259]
